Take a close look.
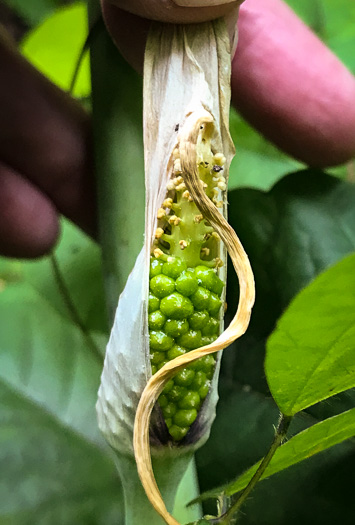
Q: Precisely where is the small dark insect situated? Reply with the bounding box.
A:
[212,165,223,173]
[175,124,179,132]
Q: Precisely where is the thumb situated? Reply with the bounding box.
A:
[101,0,243,24]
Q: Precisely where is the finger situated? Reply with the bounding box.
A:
[101,1,355,167]
[232,0,355,166]
[100,2,239,73]
[0,162,59,258]
[102,0,243,24]
[0,31,97,238]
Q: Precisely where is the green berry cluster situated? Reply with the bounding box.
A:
[149,256,224,442]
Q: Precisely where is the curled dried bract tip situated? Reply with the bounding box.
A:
[133,109,255,525]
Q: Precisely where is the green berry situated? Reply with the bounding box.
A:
[149,331,174,351]
[168,385,188,402]
[198,354,216,374]
[202,317,219,336]
[162,379,174,394]
[175,368,195,387]
[163,403,177,418]
[174,409,197,427]
[158,394,168,408]
[169,425,189,441]
[178,391,200,409]
[150,350,166,365]
[150,257,163,277]
[165,418,173,428]
[164,319,189,338]
[189,310,210,330]
[195,266,217,291]
[195,266,224,295]
[190,287,211,310]
[167,345,187,360]
[148,293,160,313]
[160,293,194,320]
[199,380,211,400]
[175,271,199,296]
[192,370,207,389]
[208,292,222,316]
[162,258,187,279]
[150,274,175,298]
[210,274,224,296]
[176,330,202,350]
[148,310,167,330]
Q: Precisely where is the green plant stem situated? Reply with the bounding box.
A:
[88,0,145,321]
[213,414,292,525]
[88,3,202,523]
[116,452,200,525]
[50,254,103,364]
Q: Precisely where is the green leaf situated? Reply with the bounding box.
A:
[196,171,355,523]
[266,253,355,416]
[23,219,108,335]
[21,2,90,97]
[224,408,355,497]
[223,171,355,417]
[196,383,355,524]
[0,279,123,524]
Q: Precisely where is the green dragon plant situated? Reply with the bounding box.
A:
[95,18,254,525]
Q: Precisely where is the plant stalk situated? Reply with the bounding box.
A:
[213,414,292,524]
[88,1,145,321]
[88,3,202,523]
[116,453,200,525]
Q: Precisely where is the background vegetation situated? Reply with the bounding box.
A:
[0,1,355,523]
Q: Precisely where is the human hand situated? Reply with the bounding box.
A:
[0,0,354,259]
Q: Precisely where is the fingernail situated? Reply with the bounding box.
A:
[173,0,236,7]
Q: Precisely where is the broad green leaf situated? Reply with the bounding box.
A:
[0,279,123,524]
[223,171,355,419]
[196,171,355,523]
[266,253,355,416]
[21,3,90,97]
[196,384,355,524]
[223,408,355,496]
[23,219,108,334]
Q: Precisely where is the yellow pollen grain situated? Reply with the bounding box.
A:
[168,215,181,226]
[194,214,204,223]
[157,208,166,219]
[213,153,226,166]
[163,198,173,208]
[153,248,164,258]
[155,228,164,239]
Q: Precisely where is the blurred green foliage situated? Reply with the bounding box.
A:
[21,2,91,97]
[0,1,355,524]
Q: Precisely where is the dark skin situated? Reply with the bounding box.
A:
[1,0,355,259]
